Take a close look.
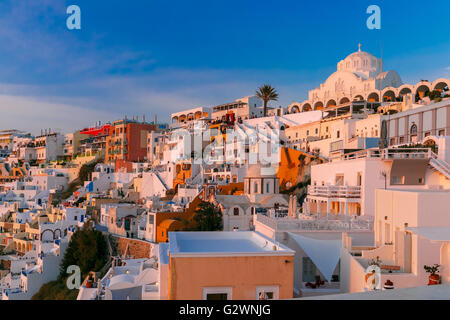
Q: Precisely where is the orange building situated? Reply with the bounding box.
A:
[173,162,192,190]
[165,231,295,300]
[152,194,202,243]
[277,147,324,190]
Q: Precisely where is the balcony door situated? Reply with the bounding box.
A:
[302,257,317,283]
[335,174,344,186]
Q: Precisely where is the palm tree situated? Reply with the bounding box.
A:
[256,84,279,117]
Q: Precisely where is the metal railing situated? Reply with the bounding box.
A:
[331,148,432,162]
[255,213,373,231]
[307,185,361,198]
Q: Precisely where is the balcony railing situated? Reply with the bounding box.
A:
[331,148,432,162]
[307,185,361,198]
[255,214,373,231]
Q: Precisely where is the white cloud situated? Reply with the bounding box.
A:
[0,94,121,135]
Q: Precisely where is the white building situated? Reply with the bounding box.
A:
[212,164,288,231]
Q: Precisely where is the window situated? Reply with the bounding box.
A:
[203,287,232,300]
[266,183,270,193]
[392,176,405,185]
[233,208,240,216]
[333,174,344,187]
[254,183,258,193]
[255,286,279,300]
[439,129,445,136]
[336,131,340,138]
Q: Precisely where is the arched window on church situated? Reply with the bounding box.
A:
[410,124,418,135]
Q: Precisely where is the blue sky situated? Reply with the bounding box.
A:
[0,0,449,134]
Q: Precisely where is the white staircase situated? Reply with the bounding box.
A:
[430,152,450,180]
[151,170,169,191]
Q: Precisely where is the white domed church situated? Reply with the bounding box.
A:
[211,164,289,231]
[288,44,405,112]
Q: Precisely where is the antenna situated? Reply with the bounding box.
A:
[380,41,383,72]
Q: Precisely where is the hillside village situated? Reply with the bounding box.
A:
[1,47,450,300]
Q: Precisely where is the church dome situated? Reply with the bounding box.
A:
[337,44,382,77]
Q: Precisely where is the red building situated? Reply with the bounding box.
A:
[106,118,156,163]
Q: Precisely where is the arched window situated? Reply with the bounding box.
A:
[254,182,258,193]
[410,124,418,135]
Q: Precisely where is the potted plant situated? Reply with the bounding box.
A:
[368,256,382,267]
[424,264,441,285]
[383,279,394,290]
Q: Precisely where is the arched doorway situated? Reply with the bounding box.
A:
[339,97,350,105]
[383,90,396,102]
[314,101,324,110]
[415,84,430,102]
[326,99,337,108]
[367,92,379,102]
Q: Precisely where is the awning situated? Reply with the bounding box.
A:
[408,227,450,241]
[289,233,342,282]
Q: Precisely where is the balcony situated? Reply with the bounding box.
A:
[331,148,432,162]
[255,213,372,232]
[307,185,361,199]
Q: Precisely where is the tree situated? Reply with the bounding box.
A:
[428,90,442,101]
[256,84,279,117]
[60,225,108,276]
[32,225,108,300]
[192,201,223,231]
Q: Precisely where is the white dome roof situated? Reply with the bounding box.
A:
[344,50,376,61]
[337,45,381,77]
[108,274,136,289]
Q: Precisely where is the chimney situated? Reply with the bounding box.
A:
[155,114,157,124]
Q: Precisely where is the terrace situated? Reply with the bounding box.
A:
[307,185,361,199]
[169,231,294,257]
[255,213,373,232]
[330,147,433,162]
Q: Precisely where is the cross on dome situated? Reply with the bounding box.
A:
[358,43,362,52]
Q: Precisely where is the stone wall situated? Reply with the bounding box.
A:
[114,236,152,259]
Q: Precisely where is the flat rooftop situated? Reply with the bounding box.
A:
[168,231,294,257]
